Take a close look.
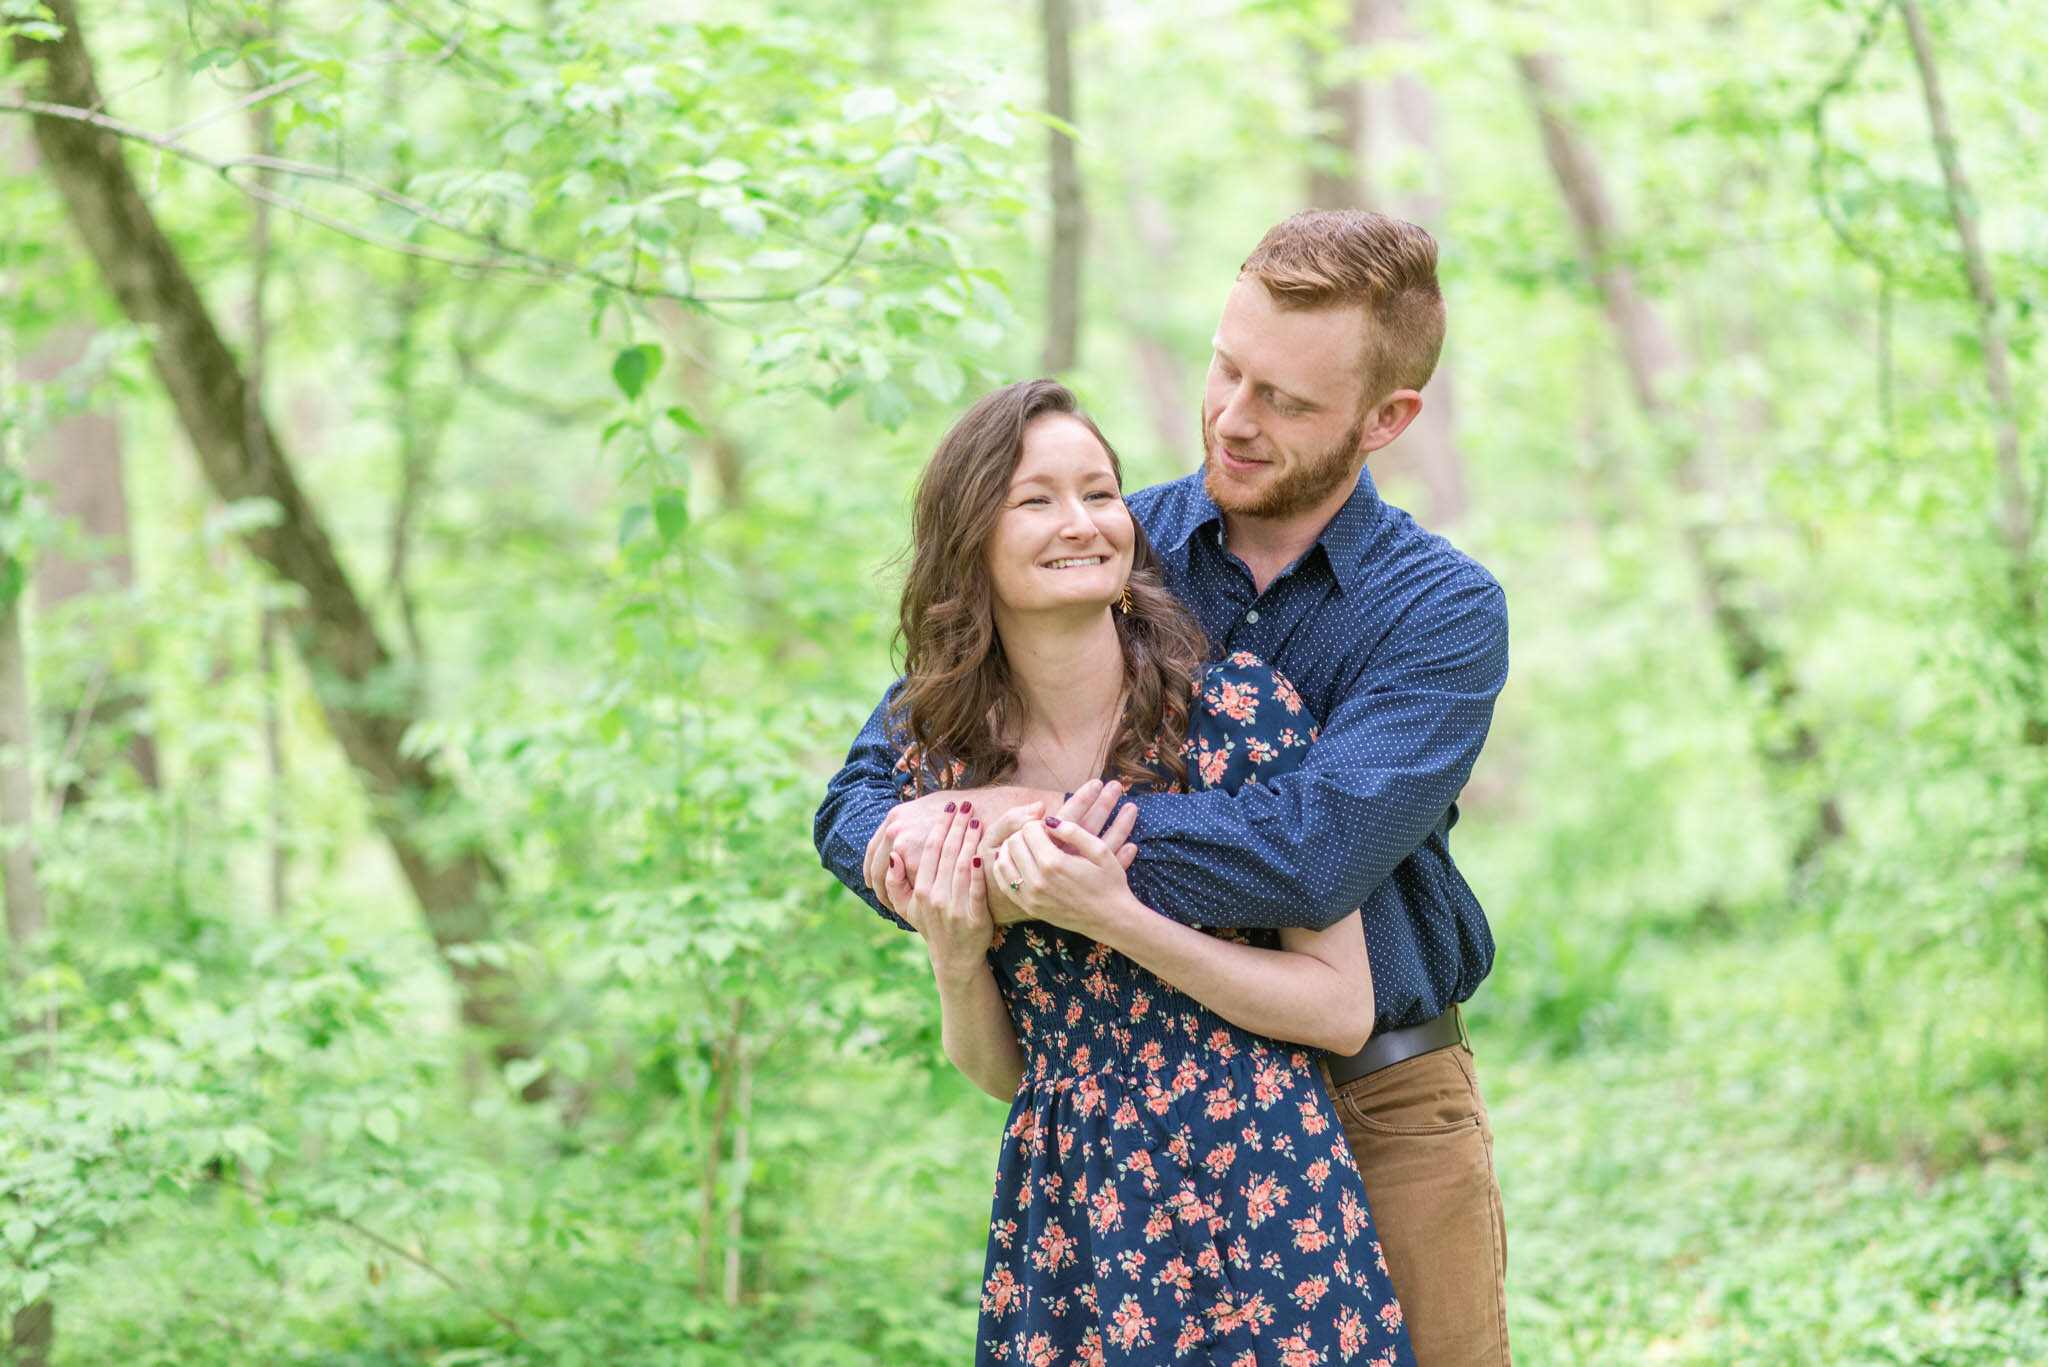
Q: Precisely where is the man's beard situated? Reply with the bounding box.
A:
[1201,409,1366,520]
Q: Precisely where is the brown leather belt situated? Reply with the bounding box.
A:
[1324,1005,1466,1089]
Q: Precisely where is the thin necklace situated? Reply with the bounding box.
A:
[1023,691,1124,793]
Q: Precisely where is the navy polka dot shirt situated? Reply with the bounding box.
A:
[814,467,1508,1032]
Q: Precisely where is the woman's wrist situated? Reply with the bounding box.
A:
[929,949,990,990]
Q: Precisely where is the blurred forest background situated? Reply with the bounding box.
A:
[1,0,2044,1362]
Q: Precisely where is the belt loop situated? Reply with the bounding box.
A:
[1454,1003,1471,1053]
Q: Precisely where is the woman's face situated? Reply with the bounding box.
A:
[982,414,1134,617]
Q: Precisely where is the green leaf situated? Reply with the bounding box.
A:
[19,1269,48,1305]
[863,380,912,430]
[617,502,650,548]
[364,1107,400,1146]
[653,490,689,544]
[612,344,663,400]
[719,202,767,239]
[188,46,239,72]
[841,87,898,122]
[3,1218,33,1253]
[912,353,965,403]
[665,405,706,435]
[504,1057,547,1093]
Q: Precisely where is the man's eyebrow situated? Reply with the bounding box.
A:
[1213,344,1320,409]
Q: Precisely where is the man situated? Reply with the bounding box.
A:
[814,209,1510,1367]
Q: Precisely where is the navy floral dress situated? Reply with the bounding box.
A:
[900,654,1415,1367]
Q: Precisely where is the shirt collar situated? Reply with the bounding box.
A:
[1154,466,1383,595]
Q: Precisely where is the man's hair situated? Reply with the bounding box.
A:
[1239,209,1446,399]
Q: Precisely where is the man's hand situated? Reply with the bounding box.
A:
[864,789,991,922]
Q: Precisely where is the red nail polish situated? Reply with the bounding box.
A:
[961,801,973,813]
[1045,816,1061,828]
[944,801,956,813]
[973,857,983,868]
[970,819,980,830]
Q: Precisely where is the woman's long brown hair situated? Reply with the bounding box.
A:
[890,379,1207,795]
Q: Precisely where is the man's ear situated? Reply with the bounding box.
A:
[1359,390,1424,454]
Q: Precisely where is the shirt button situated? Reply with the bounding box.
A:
[1245,610,1260,624]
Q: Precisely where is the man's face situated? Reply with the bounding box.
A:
[1201,279,1373,523]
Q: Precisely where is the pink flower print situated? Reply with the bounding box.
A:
[1057,1125,1077,1162]
[1123,1148,1158,1192]
[1203,1141,1238,1178]
[1172,1056,1206,1097]
[1376,1301,1403,1333]
[1207,1027,1241,1060]
[1277,1326,1326,1367]
[1174,1318,1208,1356]
[1065,998,1084,1027]
[1197,738,1233,787]
[1021,1331,1057,1367]
[1088,1183,1125,1233]
[1144,1083,1173,1116]
[1290,1210,1331,1253]
[1130,988,1152,1021]
[1300,1099,1329,1135]
[1204,1085,1242,1122]
[1116,1247,1146,1281]
[1113,1096,1141,1129]
[1074,1074,1106,1118]
[1106,1295,1155,1351]
[1227,650,1260,667]
[1135,1039,1165,1072]
[1155,1255,1194,1300]
[1374,1240,1389,1274]
[1292,1275,1330,1310]
[1278,726,1305,750]
[1253,1061,1291,1106]
[1305,1157,1332,1192]
[1240,1120,1264,1149]
[1339,1187,1369,1240]
[1240,1172,1288,1226]
[1076,1328,1106,1367]
[1246,736,1278,766]
[991,1216,1017,1248]
[1196,1245,1224,1278]
[1032,1219,1079,1274]
[1337,1305,1368,1358]
[1143,1205,1174,1242]
[1308,725,1319,742]
[1209,1289,1275,1336]
[983,1264,1022,1318]
[1272,673,1304,714]
[1215,678,1259,722]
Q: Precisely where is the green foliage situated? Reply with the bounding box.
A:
[1,0,2045,1362]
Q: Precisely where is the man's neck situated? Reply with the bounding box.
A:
[1220,476,1359,594]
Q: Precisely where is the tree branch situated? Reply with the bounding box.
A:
[0,93,879,306]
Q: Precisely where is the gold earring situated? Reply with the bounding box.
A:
[1118,584,1133,614]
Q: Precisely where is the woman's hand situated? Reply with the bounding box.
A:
[988,789,1141,936]
[885,805,992,982]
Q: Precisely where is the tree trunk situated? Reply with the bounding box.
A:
[1306,0,1467,525]
[1302,0,1370,210]
[11,2,529,1055]
[1516,49,1845,863]
[0,421,53,1367]
[1041,0,1083,375]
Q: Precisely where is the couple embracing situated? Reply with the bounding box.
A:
[814,210,1509,1367]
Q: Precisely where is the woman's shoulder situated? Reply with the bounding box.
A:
[1185,652,1319,792]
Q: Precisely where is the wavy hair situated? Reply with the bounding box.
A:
[890,379,1206,795]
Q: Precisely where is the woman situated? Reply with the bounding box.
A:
[883,379,1413,1367]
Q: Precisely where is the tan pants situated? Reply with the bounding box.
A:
[1326,1043,1510,1367]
